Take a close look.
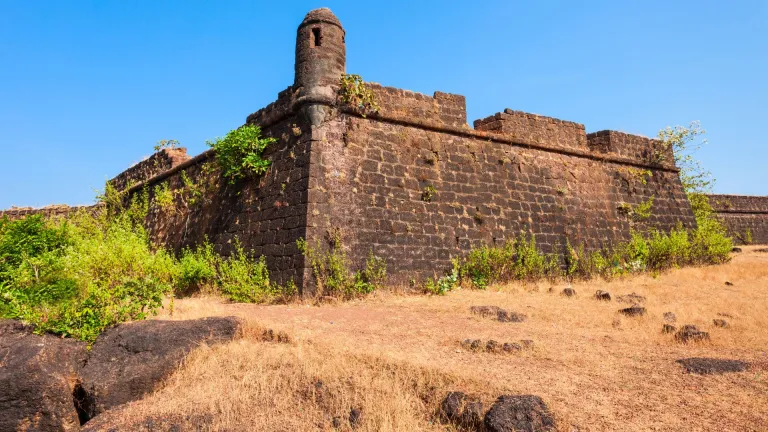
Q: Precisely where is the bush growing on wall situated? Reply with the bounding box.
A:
[207,124,277,184]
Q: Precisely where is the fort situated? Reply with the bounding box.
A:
[2,8,766,294]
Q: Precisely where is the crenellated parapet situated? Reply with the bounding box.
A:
[587,130,672,168]
[474,109,587,152]
[366,84,467,128]
[109,147,191,192]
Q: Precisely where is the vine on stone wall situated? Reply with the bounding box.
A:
[338,74,380,117]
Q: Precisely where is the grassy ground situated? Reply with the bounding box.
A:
[85,247,768,431]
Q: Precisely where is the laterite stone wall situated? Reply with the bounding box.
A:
[708,194,768,245]
[304,87,696,284]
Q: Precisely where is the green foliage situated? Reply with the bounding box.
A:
[0,206,294,341]
[633,196,654,220]
[297,233,387,299]
[619,167,653,185]
[180,171,204,206]
[176,242,218,295]
[736,228,753,245]
[423,259,459,295]
[457,233,557,289]
[0,208,174,341]
[654,122,732,261]
[617,197,654,222]
[96,182,149,227]
[218,244,274,303]
[338,74,380,117]
[449,219,732,289]
[686,195,732,265]
[461,243,514,289]
[154,139,180,152]
[354,250,388,295]
[0,214,70,280]
[153,182,176,213]
[421,184,436,202]
[656,121,711,193]
[207,124,276,184]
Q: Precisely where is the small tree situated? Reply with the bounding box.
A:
[658,121,732,260]
[657,121,711,194]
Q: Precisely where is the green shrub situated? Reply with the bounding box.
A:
[646,227,690,270]
[218,244,274,303]
[176,242,218,295]
[353,250,388,294]
[0,209,175,341]
[460,243,515,289]
[456,233,557,288]
[297,235,387,299]
[338,74,380,117]
[424,259,459,295]
[447,214,731,290]
[153,182,176,213]
[0,214,70,279]
[207,124,276,183]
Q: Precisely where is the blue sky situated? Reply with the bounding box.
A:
[1,1,766,208]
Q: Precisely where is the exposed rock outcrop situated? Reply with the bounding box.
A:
[77,317,243,420]
[484,395,556,432]
[0,320,87,432]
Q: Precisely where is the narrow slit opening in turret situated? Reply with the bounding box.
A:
[311,28,322,47]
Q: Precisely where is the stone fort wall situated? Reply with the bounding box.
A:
[707,194,768,245]
[306,85,696,284]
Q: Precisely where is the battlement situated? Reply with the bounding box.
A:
[109,147,191,192]
[708,194,768,214]
[587,130,671,167]
[245,86,296,128]
[0,204,101,221]
[474,109,587,152]
[367,84,467,128]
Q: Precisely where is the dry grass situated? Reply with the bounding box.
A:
[87,247,768,431]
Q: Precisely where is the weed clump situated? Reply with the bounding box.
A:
[297,232,387,299]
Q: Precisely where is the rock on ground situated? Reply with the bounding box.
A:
[662,324,677,334]
[619,306,646,317]
[470,305,526,323]
[676,358,749,375]
[594,290,611,301]
[77,316,242,420]
[440,391,483,430]
[484,395,556,432]
[0,319,87,432]
[675,325,710,343]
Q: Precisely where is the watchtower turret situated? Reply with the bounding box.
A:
[294,8,346,104]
